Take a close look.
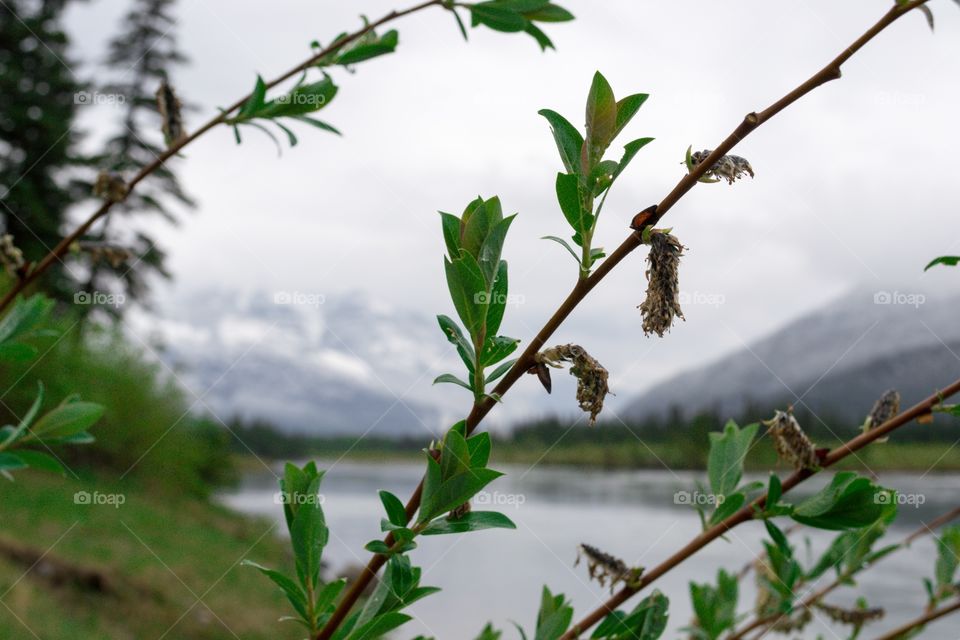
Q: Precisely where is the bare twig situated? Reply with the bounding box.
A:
[0,0,444,314]
[318,2,938,637]
[869,597,960,640]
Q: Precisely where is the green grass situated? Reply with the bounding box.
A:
[0,472,291,639]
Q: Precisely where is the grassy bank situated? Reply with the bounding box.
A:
[0,473,290,639]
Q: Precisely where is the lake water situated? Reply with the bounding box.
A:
[221,462,960,639]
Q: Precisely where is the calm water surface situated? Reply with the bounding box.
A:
[220,462,960,639]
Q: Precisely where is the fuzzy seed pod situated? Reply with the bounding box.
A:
[638,231,685,337]
[862,389,900,443]
[0,234,25,275]
[93,171,128,203]
[765,409,819,471]
[576,543,641,592]
[156,80,186,146]
[689,149,755,184]
[814,602,884,627]
[535,344,610,425]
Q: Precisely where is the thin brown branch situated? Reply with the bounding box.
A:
[0,0,444,314]
[869,597,960,640]
[318,2,936,637]
[730,506,960,640]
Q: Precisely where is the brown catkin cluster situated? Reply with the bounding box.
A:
[73,242,133,268]
[156,80,186,146]
[575,543,640,592]
[814,602,884,627]
[638,231,685,337]
[689,149,755,184]
[863,389,900,443]
[536,345,610,425]
[0,234,24,275]
[93,171,128,203]
[765,409,819,471]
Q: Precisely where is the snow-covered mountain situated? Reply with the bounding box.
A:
[140,288,464,438]
[623,289,960,423]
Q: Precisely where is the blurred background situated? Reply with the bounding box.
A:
[2,0,960,638]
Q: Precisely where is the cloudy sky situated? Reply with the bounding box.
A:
[62,0,960,426]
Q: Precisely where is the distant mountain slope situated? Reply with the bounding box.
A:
[145,289,450,437]
[623,290,960,423]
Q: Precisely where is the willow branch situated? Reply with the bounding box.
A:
[730,506,960,640]
[0,0,444,314]
[319,2,937,637]
[869,597,960,640]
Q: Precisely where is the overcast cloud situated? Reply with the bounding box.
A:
[62,0,960,425]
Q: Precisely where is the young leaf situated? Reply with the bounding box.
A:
[535,586,574,640]
[791,472,893,531]
[583,71,617,170]
[539,109,584,175]
[379,490,408,527]
[30,401,104,440]
[420,511,517,535]
[706,420,759,499]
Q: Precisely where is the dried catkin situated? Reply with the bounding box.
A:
[73,242,133,268]
[93,171,128,203]
[0,234,24,275]
[862,389,900,443]
[638,231,685,337]
[535,345,610,425]
[576,543,641,592]
[765,409,819,471]
[156,80,186,146]
[689,149,755,184]
[814,602,884,627]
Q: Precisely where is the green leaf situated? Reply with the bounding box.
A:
[242,560,310,621]
[791,472,893,531]
[485,359,517,385]
[441,427,472,481]
[346,611,412,640]
[706,420,758,499]
[535,586,573,640]
[542,235,581,263]
[523,22,554,51]
[478,214,516,285]
[614,137,655,179]
[420,511,517,535]
[592,591,668,639]
[584,71,617,170]
[0,452,27,473]
[0,295,54,347]
[470,4,528,32]
[925,255,960,271]
[379,490,408,527]
[30,401,104,440]
[613,93,649,139]
[467,431,492,468]
[419,466,503,523]
[485,260,509,338]
[335,29,399,65]
[12,450,65,474]
[687,570,737,640]
[527,5,575,22]
[481,335,519,367]
[555,172,586,235]
[437,315,476,375]
[539,109,584,175]
[440,211,463,259]
[237,75,268,121]
[708,492,744,526]
[433,373,473,391]
[444,254,488,337]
